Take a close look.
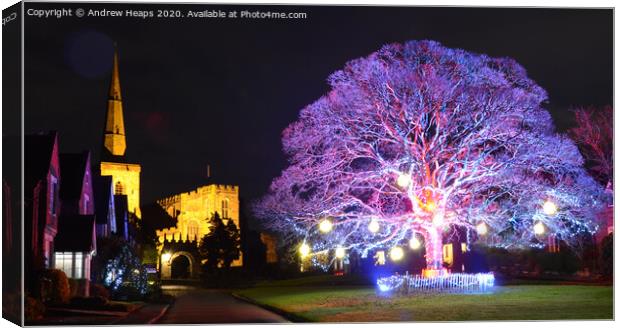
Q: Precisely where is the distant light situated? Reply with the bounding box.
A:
[409,237,422,250]
[543,201,558,216]
[390,246,405,262]
[476,222,488,235]
[319,219,333,233]
[161,252,172,262]
[133,269,140,274]
[335,247,346,259]
[299,243,311,258]
[534,222,545,235]
[396,173,412,188]
[368,219,380,233]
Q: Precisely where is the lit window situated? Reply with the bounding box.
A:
[221,199,229,218]
[374,251,386,266]
[54,252,73,278]
[74,253,83,279]
[443,244,454,266]
[461,243,468,253]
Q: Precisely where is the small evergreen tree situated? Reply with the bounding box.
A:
[198,212,241,270]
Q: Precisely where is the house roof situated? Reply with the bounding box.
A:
[55,214,96,252]
[93,175,114,225]
[59,152,90,200]
[24,132,57,188]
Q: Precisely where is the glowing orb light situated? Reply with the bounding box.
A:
[318,219,333,233]
[299,243,311,258]
[161,252,172,262]
[368,219,380,233]
[335,247,346,259]
[476,222,488,235]
[396,173,411,188]
[409,237,422,250]
[389,246,405,262]
[543,200,558,216]
[534,222,545,235]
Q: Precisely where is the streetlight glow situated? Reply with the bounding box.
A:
[390,246,405,261]
[161,252,172,263]
[319,219,333,233]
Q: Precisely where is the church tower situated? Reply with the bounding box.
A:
[100,46,142,218]
[103,48,126,158]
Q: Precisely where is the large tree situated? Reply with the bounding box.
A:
[255,41,605,271]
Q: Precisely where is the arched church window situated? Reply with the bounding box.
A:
[221,199,229,219]
[115,181,124,195]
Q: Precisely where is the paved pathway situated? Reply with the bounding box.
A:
[156,288,289,324]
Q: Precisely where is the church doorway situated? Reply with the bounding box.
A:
[171,254,191,279]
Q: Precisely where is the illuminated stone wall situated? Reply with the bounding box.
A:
[156,184,242,267]
[100,162,141,218]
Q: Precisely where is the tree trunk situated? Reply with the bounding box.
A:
[424,228,443,270]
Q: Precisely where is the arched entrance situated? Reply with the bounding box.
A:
[161,250,199,280]
[171,254,190,279]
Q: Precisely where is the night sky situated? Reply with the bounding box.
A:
[21,4,612,209]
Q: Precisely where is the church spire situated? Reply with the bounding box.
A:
[109,42,122,101]
[103,44,126,158]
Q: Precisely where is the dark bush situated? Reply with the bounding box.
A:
[38,269,70,305]
[25,296,45,321]
[112,285,144,301]
[89,283,110,300]
[600,233,613,277]
[69,296,109,309]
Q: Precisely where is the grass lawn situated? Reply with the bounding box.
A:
[235,276,613,322]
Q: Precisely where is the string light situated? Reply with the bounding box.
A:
[377,272,495,293]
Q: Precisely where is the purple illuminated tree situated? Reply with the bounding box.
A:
[255,41,604,272]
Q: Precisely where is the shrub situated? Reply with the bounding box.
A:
[600,233,613,277]
[69,296,109,309]
[90,283,110,300]
[39,269,70,305]
[25,296,45,321]
[112,285,144,301]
